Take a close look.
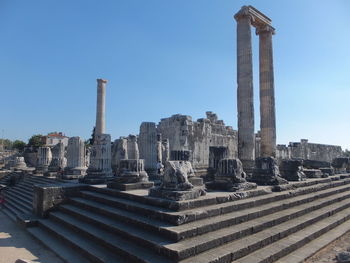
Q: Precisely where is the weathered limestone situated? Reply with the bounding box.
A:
[234,5,281,184]
[234,6,255,169]
[83,133,113,183]
[279,159,306,181]
[332,157,350,174]
[111,135,140,175]
[36,147,52,173]
[111,137,128,174]
[251,157,288,185]
[14,157,27,170]
[107,159,153,190]
[82,79,113,183]
[275,139,343,163]
[149,161,206,201]
[95,79,107,135]
[157,112,237,176]
[208,158,257,191]
[257,24,276,157]
[139,122,158,173]
[170,150,191,161]
[64,137,87,179]
[48,142,66,173]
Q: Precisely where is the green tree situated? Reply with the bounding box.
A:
[0,139,12,150]
[28,134,45,147]
[12,140,26,151]
[343,149,350,157]
[88,126,96,146]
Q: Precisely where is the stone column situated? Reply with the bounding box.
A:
[234,6,255,167]
[139,122,157,172]
[257,25,276,157]
[95,79,107,135]
[82,78,113,183]
[64,137,86,178]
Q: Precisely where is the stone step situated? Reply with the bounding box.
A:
[91,176,346,212]
[27,226,90,263]
[80,178,350,225]
[57,205,171,255]
[162,190,350,260]
[10,184,33,196]
[68,197,177,240]
[2,199,30,219]
[4,189,32,208]
[6,187,33,200]
[66,187,350,261]
[275,217,350,263]
[47,212,172,263]
[72,182,350,243]
[237,208,350,263]
[178,197,350,262]
[163,182,350,240]
[2,202,18,220]
[27,177,58,184]
[3,191,32,213]
[36,219,129,263]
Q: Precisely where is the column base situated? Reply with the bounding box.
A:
[80,169,114,184]
[250,157,288,186]
[149,186,206,201]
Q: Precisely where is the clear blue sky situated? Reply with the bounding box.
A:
[1,0,349,150]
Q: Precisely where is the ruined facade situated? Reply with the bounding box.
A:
[275,139,343,163]
[128,112,237,175]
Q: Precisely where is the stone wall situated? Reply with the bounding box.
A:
[157,112,237,172]
[258,138,343,163]
[288,139,342,163]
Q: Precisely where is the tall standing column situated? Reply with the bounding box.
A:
[96,79,107,135]
[257,25,276,157]
[234,6,255,167]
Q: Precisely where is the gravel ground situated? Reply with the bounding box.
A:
[0,210,63,263]
[306,231,350,263]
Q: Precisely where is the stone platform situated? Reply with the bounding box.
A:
[107,181,154,191]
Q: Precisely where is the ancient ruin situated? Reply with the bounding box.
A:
[64,136,87,178]
[82,79,113,183]
[36,146,52,173]
[0,4,349,263]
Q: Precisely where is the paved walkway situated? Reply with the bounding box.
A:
[0,210,63,263]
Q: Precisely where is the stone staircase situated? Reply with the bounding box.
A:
[25,174,350,263]
[0,174,59,220]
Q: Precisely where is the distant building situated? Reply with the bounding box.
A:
[43,132,69,147]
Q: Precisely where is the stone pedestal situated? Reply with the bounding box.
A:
[319,167,334,176]
[47,143,66,176]
[63,137,87,179]
[81,134,113,184]
[303,169,324,178]
[14,157,27,170]
[139,122,158,174]
[279,159,306,181]
[332,158,350,174]
[36,147,52,173]
[107,159,153,190]
[250,157,288,185]
[149,161,206,201]
[207,158,256,191]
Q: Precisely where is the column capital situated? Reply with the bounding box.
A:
[97,78,108,84]
[256,24,275,35]
[234,5,255,23]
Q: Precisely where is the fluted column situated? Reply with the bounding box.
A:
[234,6,255,165]
[96,79,107,135]
[257,25,276,157]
